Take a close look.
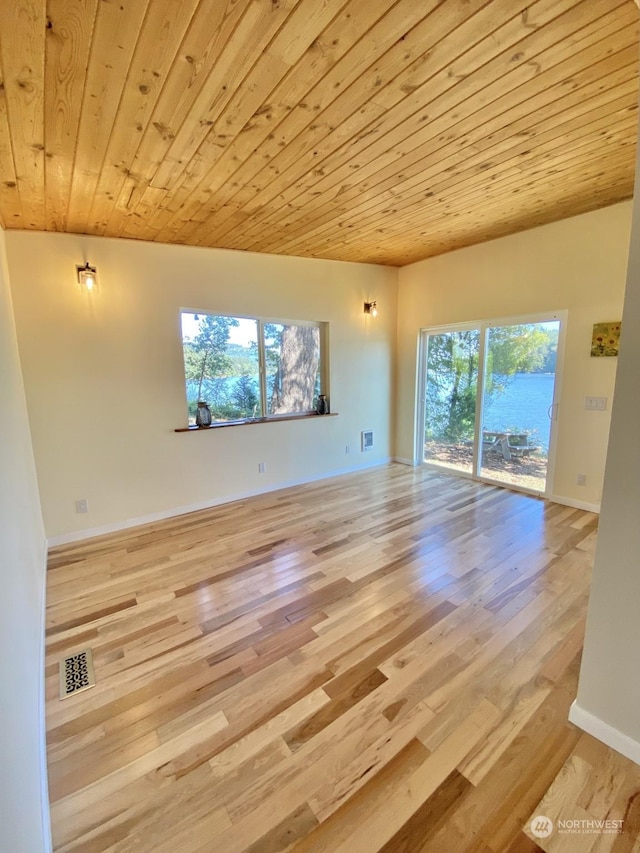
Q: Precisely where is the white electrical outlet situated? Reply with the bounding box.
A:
[75,498,88,513]
[258,462,266,473]
[576,473,586,486]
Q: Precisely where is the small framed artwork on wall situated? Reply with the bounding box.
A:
[591,322,621,357]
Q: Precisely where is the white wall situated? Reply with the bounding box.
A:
[6,232,397,541]
[0,228,51,851]
[570,122,640,763]
[396,202,632,508]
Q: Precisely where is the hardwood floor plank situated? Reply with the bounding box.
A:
[525,731,640,853]
[243,803,319,853]
[284,668,387,753]
[327,699,502,852]
[46,597,138,635]
[422,660,583,852]
[378,769,472,853]
[44,464,622,852]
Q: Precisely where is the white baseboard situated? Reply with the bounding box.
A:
[392,457,417,466]
[47,457,392,547]
[548,494,601,513]
[39,547,53,852]
[569,701,640,766]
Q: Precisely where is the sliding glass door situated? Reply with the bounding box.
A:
[420,314,563,496]
[480,320,560,492]
[423,328,480,476]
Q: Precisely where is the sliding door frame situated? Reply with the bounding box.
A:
[414,321,480,476]
[416,310,567,498]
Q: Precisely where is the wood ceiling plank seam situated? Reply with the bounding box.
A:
[140,0,449,243]
[388,179,635,250]
[424,156,637,224]
[44,0,100,233]
[272,77,637,255]
[514,122,638,172]
[186,0,608,250]
[199,62,580,248]
[165,0,511,246]
[244,37,640,255]
[114,184,172,242]
[138,17,375,244]
[191,49,639,254]
[0,31,23,228]
[65,0,157,234]
[318,185,634,265]
[0,0,47,230]
[232,27,639,256]
[463,170,635,225]
[229,97,638,257]
[265,94,639,255]
[82,0,209,238]
[97,0,256,237]
[415,185,634,247]
[143,0,308,195]
[464,83,639,156]
[364,217,620,260]
[85,0,203,238]
[356,163,637,258]
[478,120,636,183]
[112,0,308,242]
[277,131,638,258]
[266,174,636,263]
[316,165,636,263]
[172,33,564,243]
[378,186,635,265]
[149,0,496,246]
[146,0,455,239]
[0,0,636,263]
[342,163,630,256]
[239,93,637,258]
[64,0,153,234]
[216,0,629,252]
[266,143,637,259]
[135,0,411,241]
[230,14,636,256]
[121,0,356,243]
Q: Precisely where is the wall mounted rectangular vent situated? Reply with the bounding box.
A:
[59,649,96,700]
[361,429,374,452]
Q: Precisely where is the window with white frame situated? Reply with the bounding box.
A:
[180,311,326,424]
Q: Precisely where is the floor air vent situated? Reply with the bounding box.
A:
[59,649,96,700]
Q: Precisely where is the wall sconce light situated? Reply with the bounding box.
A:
[77,262,98,293]
[364,301,378,318]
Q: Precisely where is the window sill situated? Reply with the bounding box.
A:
[174,412,338,432]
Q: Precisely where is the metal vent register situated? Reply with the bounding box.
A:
[59,649,96,700]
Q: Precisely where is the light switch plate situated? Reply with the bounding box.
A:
[584,396,607,411]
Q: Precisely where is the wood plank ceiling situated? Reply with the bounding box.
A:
[0,0,637,267]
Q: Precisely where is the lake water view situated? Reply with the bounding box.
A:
[483,372,555,452]
[425,371,554,492]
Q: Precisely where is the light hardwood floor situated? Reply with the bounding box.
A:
[525,733,640,853]
[44,464,638,852]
